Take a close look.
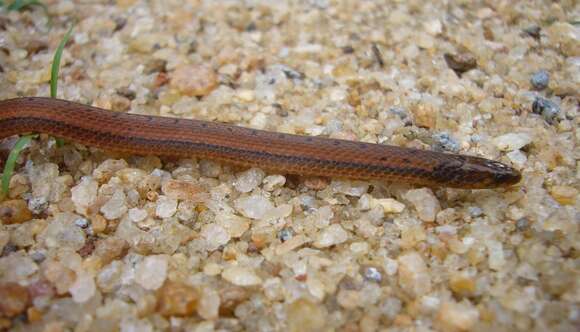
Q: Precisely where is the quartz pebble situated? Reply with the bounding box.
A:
[375,198,406,214]
[69,273,96,303]
[100,190,128,220]
[161,179,205,201]
[170,64,218,97]
[286,298,327,332]
[234,168,265,193]
[436,301,479,331]
[397,252,431,297]
[128,208,148,223]
[493,133,532,152]
[216,214,250,238]
[263,175,286,191]
[234,194,274,220]
[548,185,577,205]
[198,287,220,320]
[155,195,177,218]
[201,224,230,251]
[404,188,440,222]
[71,177,98,215]
[41,213,86,250]
[222,266,262,286]
[43,260,76,295]
[314,224,348,248]
[135,255,168,290]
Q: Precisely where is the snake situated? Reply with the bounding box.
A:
[0,97,521,189]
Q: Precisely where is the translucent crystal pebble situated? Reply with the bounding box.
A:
[234,194,274,220]
[41,212,86,251]
[201,224,230,251]
[135,255,168,290]
[0,252,38,282]
[222,266,262,286]
[198,287,220,320]
[100,190,128,220]
[71,176,98,215]
[404,188,440,222]
[155,195,177,219]
[234,168,265,193]
[436,301,479,331]
[493,133,532,152]
[397,251,431,297]
[128,208,148,223]
[314,224,348,248]
[170,64,218,97]
[69,273,96,303]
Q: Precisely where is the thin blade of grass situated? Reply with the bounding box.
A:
[6,0,47,11]
[1,135,34,199]
[2,0,52,26]
[50,24,73,98]
[51,25,73,147]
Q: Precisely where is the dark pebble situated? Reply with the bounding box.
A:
[444,52,477,75]
[530,70,549,90]
[522,25,541,39]
[278,228,294,242]
[532,97,560,124]
[516,218,530,231]
[432,132,460,152]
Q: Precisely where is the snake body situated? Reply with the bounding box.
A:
[0,97,521,189]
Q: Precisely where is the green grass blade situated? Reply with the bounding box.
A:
[51,25,74,147]
[50,24,73,98]
[2,0,51,27]
[5,0,47,12]
[1,135,34,199]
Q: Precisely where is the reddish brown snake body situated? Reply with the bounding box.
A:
[0,97,521,189]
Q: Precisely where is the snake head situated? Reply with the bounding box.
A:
[458,156,522,189]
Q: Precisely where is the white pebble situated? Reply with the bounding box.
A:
[216,214,250,238]
[487,240,505,270]
[222,266,262,286]
[493,133,532,152]
[506,150,527,169]
[128,208,148,223]
[135,255,168,290]
[437,301,479,331]
[155,196,178,218]
[100,190,128,220]
[234,194,274,220]
[42,213,86,250]
[234,168,265,193]
[198,287,220,320]
[376,198,406,214]
[314,224,348,248]
[263,175,286,191]
[404,188,440,222]
[69,273,96,303]
[331,180,369,197]
[397,251,431,298]
[201,224,231,251]
[71,176,98,215]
